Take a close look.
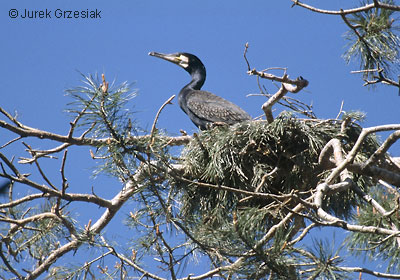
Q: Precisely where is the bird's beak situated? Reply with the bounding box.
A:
[148,52,181,65]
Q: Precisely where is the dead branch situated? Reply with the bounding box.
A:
[244,43,309,122]
[149,95,175,146]
[326,124,400,185]
[364,130,400,168]
[291,0,400,15]
[338,266,400,279]
[0,113,191,150]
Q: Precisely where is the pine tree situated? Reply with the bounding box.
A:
[1,1,400,279]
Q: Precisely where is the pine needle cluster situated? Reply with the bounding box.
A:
[347,185,400,272]
[343,0,400,79]
[65,74,149,180]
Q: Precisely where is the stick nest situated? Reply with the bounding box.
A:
[178,114,380,228]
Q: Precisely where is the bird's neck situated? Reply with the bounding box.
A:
[179,67,206,111]
[184,68,206,91]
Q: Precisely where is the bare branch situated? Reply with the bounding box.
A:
[262,84,288,123]
[21,142,58,191]
[0,193,48,209]
[364,130,400,167]
[0,136,23,149]
[338,266,400,279]
[288,223,318,246]
[149,95,175,146]
[0,107,23,127]
[0,110,191,149]
[243,43,309,92]
[0,152,20,177]
[291,0,400,15]
[26,239,80,280]
[243,42,251,71]
[248,68,309,89]
[2,212,61,235]
[326,124,400,185]
[244,44,309,123]
[60,149,68,194]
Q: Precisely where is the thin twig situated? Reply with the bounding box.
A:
[335,101,345,120]
[0,152,20,177]
[67,90,98,139]
[0,136,23,149]
[149,95,175,146]
[22,142,58,191]
[243,42,251,71]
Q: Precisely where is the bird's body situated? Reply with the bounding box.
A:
[149,52,251,130]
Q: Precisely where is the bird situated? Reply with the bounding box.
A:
[148,52,251,130]
[0,179,11,197]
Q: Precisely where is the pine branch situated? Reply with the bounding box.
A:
[0,110,191,149]
[25,239,80,280]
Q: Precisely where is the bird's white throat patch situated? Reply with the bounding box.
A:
[179,55,189,68]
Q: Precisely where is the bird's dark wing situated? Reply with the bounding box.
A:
[186,90,251,124]
[0,180,11,197]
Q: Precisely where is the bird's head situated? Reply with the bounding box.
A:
[148,52,205,76]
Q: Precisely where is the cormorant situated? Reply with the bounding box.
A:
[149,52,251,130]
[0,179,10,197]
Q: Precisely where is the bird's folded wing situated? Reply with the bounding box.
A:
[186,90,251,124]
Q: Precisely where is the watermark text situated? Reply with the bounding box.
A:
[9,8,102,19]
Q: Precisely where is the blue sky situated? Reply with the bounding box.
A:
[1,0,399,278]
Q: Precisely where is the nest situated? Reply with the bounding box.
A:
[178,114,380,228]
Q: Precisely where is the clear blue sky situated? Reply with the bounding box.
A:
[1,0,399,278]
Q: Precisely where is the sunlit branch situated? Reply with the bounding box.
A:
[291,0,400,15]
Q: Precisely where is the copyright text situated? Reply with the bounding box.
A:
[9,8,102,19]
